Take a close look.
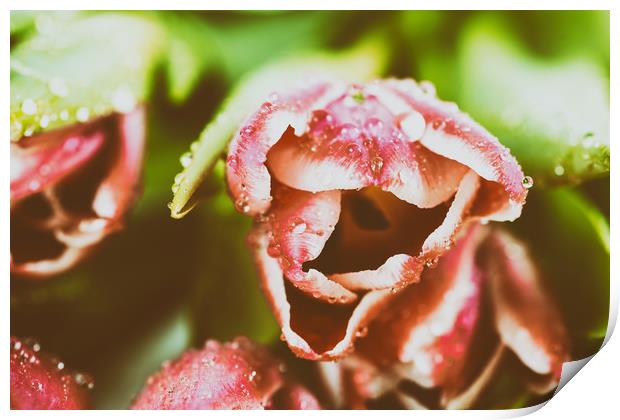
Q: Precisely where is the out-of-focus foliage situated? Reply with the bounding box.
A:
[458,17,609,187]
[10,11,609,409]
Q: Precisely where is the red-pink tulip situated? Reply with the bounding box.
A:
[10,337,92,410]
[10,109,146,278]
[318,227,569,409]
[225,79,529,360]
[132,337,320,410]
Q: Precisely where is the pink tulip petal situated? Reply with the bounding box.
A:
[482,230,569,379]
[250,226,392,360]
[380,79,527,221]
[132,338,285,410]
[357,226,484,389]
[10,337,91,410]
[226,82,345,216]
[11,125,105,202]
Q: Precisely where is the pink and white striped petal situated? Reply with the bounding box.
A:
[482,230,569,379]
[357,226,485,389]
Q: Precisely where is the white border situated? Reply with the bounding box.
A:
[3,2,617,419]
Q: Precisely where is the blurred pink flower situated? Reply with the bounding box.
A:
[10,109,146,278]
[225,79,528,359]
[132,337,320,410]
[11,336,92,409]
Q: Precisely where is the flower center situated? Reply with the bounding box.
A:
[304,187,449,275]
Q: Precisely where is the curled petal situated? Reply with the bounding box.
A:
[132,338,286,410]
[482,230,569,379]
[250,227,392,360]
[226,82,346,216]
[378,79,527,221]
[357,226,484,389]
[10,337,91,409]
[262,183,356,303]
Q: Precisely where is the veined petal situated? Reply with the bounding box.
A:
[482,230,569,379]
[132,338,285,410]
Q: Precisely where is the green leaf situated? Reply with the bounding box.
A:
[169,36,388,218]
[508,187,609,357]
[156,13,219,104]
[458,17,609,187]
[10,12,165,141]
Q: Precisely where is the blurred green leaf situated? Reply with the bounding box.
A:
[169,36,389,218]
[10,12,165,141]
[509,187,609,356]
[188,192,279,345]
[458,17,609,187]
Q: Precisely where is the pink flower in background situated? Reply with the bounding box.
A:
[132,337,320,410]
[318,227,569,409]
[10,336,92,409]
[10,109,146,278]
[225,79,529,360]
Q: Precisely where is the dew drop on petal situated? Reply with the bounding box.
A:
[76,107,90,122]
[522,176,534,189]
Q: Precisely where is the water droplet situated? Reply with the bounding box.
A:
[248,370,257,382]
[59,110,69,121]
[39,114,50,128]
[49,78,69,97]
[174,173,185,184]
[290,218,307,234]
[64,137,79,151]
[180,152,193,168]
[32,343,41,352]
[432,119,446,130]
[364,118,384,138]
[21,99,37,115]
[171,184,179,193]
[425,258,439,269]
[28,179,41,191]
[419,80,436,96]
[111,85,136,112]
[370,156,383,174]
[56,361,65,370]
[76,107,90,122]
[13,341,22,351]
[74,373,87,385]
[346,145,356,154]
[554,165,565,176]
[167,201,174,210]
[190,141,200,153]
[355,326,368,338]
[522,176,534,189]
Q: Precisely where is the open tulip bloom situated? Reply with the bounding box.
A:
[10,10,609,412]
[226,79,531,361]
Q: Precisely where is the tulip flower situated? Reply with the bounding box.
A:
[10,109,145,278]
[132,337,320,410]
[10,336,92,409]
[225,78,530,360]
[317,226,569,409]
